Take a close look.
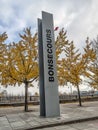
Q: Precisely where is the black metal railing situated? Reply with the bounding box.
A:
[0,93,98,105]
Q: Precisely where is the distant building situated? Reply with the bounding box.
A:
[94,91,98,95]
[0,90,7,97]
[80,91,88,96]
[73,91,78,95]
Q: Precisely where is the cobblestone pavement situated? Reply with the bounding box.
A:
[0,101,98,130]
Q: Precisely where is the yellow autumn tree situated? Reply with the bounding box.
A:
[1,28,38,111]
[83,37,97,89]
[59,42,83,106]
[0,32,8,83]
[90,37,98,88]
[89,62,98,88]
[55,28,70,84]
[58,37,96,106]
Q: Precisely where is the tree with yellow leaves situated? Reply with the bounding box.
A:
[85,37,98,89]
[55,28,69,59]
[58,37,96,106]
[0,32,8,83]
[55,28,70,84]
[1,28,38,111]
[89,63,98,88]
[59,41,83,106]
[91,37,98,88]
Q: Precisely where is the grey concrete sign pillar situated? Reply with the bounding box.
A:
[38,11,60,117]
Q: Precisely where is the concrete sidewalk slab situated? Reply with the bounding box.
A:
[0,101,98,130]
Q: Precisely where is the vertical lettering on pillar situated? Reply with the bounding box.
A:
[46,29,54,82]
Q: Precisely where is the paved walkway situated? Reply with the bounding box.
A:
[37,120,98,130]
[0,101,98,130]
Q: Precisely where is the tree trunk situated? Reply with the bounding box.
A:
[77,84,82,106]
[24,81,28,112]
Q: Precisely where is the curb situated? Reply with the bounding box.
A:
[26,116,98,130]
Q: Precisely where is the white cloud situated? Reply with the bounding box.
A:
[0,0,98,49]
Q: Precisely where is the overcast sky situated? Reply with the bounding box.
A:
[0,0,98,50]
